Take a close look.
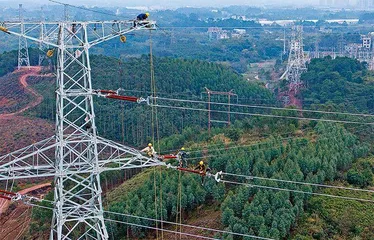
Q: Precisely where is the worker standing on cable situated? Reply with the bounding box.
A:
[194,161,210,185]
[177,147,188,168]
[141,143,156,158]
[134,12,150,28]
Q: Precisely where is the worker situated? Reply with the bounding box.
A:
[134,12,150,27]
[176,147,188,168]
[85,116,93,133]
[137,12,150,21]
[194,161,211,185]
[141,143,156,158]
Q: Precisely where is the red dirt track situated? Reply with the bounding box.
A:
[0,66,44,119]
[0,67,54,239]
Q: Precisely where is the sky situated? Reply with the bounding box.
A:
[1,0,324,9]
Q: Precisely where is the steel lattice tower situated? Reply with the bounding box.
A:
[0,19,161,240]
[283,25,307,93]
[38,7,48,66]
[18,4,30,69]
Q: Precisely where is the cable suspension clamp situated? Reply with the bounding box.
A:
[137,97,149,105]
[212,171,222,183]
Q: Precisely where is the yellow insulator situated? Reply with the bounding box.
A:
[46,49,54,58]
[0,26,9,33]
[120,35,127,43]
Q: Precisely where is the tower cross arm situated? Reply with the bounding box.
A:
[87,20,156,47]
[0,20,156,49]
[0,136,164,181]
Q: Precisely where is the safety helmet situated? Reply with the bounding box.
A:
[199,161,204,166]
[148,143,152,147]
[181,147,185,151]
[145,12,150,17]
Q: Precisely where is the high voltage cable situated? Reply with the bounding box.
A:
[221,172,374,194]
[24,201,271,240]
[159,131,299,155]
[220,180,374,203]
[118,88,278,105]
[154,97,374,118]
[153,104,374,125]
[105,219,219,240]
[117,88,374,108]
[48,0,122,18]
[157,25,371,30]
[104,210,274,240]
[30,203,222,240]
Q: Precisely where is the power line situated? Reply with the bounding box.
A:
[221,172,374,194]
[105,210,274,240]
[30,203,225,240]
[49,0,122,18]
[153,104,374,125]
[158,129,302,155]
[21,202,222,240]
[155,97,374,118]
[26,200,271,240]
[157,25,374,30]
[220,180,374,203]
[105,218,219,240]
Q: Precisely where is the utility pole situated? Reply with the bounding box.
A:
[204,88,238,133]
[18,4,30,70]
[0,19,159,240]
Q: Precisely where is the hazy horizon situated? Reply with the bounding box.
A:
[1,0,338,9]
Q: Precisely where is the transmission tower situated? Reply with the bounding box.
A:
[18,4,30,70]
[281,25,307,93]
[0,18,160,239]
[38,7,48,66]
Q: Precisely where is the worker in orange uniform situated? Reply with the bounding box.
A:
[194,161,211,185]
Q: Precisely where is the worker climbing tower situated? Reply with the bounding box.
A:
[18,4,30,69]
[0,15,160,240]
[281,25,307,93]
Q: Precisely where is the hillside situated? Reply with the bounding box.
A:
[97,122,369,239]
[292,156,374,240]
[29,55,275,146]
[0,70,34,115]
[301,57,374,114]
[1,53,373,240]
[0,67,54,154]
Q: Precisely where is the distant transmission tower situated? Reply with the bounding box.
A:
[18,4,30,69]
[38,7,47,66]
[283,25,307,93]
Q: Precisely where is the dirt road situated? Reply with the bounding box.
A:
[0,66,44,119]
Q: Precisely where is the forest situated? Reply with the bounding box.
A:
[301,57,374,114]
[28,120,372,239]
[27,54,274,146]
